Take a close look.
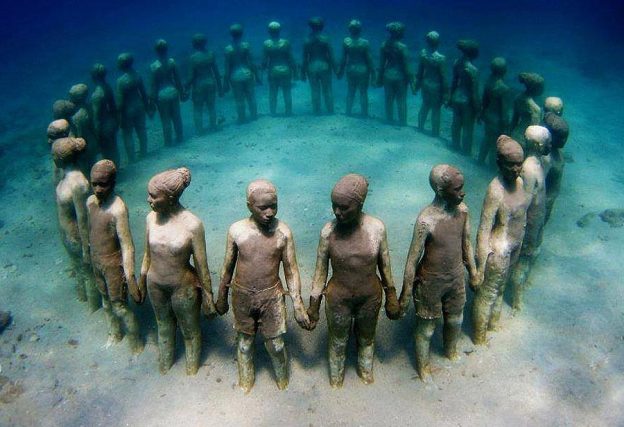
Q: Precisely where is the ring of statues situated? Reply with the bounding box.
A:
[48,17,570,391]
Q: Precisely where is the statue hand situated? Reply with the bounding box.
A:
[201,294,218,319]
[294,304,311,330]
[215,289,229,315]
[127,275,143,304]
[470,270,484,292]
[138,274,148,304]
[307,295,322,330]
[384,287,400,320]
[81,249,91,266]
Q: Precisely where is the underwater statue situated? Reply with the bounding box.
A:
[398,165,477,382]
[413,31,448,136]
[337,19,376,117]
[90,64,119,166]
[472,136,530,345]
[478,57,511,165]
[140,168,217,375]
[216,180,310,393]
[377,22,411,126]
[542,112,570,223]
[509,125,551,312]
[52,136,101,312]
[149,39,185,146]
[262,21,296,116]
[52,99,77,123]
[47,119,71,185]
[87,160,143,353]
[224,24,260,124]
[510,72,544,146]
[307,174,400,388]
[543,96,563,117]
[449,39,480,155]
[116,52,150,162]
[302,17,336,115]
[186,33,223,134]
[69,83,99,174]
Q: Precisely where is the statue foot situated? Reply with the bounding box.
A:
[129,336,144,355]
[329,376,344,389]
[276,377,289,390]
[105,333,122,349]
[239,380,254,394]
[418,367,433,384]
[356,367,374,385]
[445,350,460,361]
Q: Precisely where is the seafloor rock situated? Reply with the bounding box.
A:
[576,212,596,228]
[599,209,624,228]
[0,376,25,404]
[0,311,11,334]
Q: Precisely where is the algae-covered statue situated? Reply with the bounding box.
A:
[52,137,101,312]
[69,84,99,174]
[47,119,71,185]
[542,112,569,223]
[478,57,511,165]
[308,174,400,387]
[337,19,376,117]
[87,160,143,353]
[302,17,336,115]
[262,22,296,116]
[90,64,119,166]
[509,125,551,312]
[449,39,480,155]
[216,180,310,393]
[377,22,411,126]
[398,165,477,382]
[472,136,530,345]
[413,31,448,136]
[149,39,185,146]
[116,52,150,162]
[140,168,217,375]
[543,96,563,117]
[510,72,544,145]
[224,24,260,124]
[52,99,77,122]
[186,33,223,134]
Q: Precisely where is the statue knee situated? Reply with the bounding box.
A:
[237,334,254,354]
[266,336,285,354]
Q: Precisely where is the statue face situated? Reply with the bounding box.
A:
[498,155,524,182]
[248,192,278,227]
[147,189,171,213]
[440,174,465,206]
[332,193,361,225]
[535,137,551,156]
[91,171,115,202]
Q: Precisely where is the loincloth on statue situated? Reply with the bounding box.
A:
[231,280,287,339]
[414,266,465,320]
[92,251,127,302]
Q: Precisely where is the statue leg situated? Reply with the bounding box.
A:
[310,75,321,115]
[283,78,292,116]
[325,294,351,388]
[236,332,256,393]
[384,81,395,123]
[322,71,334,114]
[418,101,430,132]
[206,87,217,130]
[360,79,369,117]
[451,105,462,151]
[246,80,257,121]
[462,106,475,156]
[192,96,205,135]
[112,301,143,354]
[269,78,278,116]
[265,336,288,390]
[101,294,122,345]
[414,317,436,382]
[121,124,136,163]
[172,286,201,375]
[472,253,507,345]
[443,313,462,360]
[354,294,381,385]
[431,96,442,137]
[135,111,148,158]
[171,99,183,144]
[397,83,407,126]
[346,78,356,116]
[148,282,176,374]
[157,99,173,146]
[232,82,246,123]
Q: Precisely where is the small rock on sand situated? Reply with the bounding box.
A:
[599,209,624,228]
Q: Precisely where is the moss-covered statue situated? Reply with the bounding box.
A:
[52,99,77,123]
[52,137,101,312]
[262,22,296,116]
[90,64,119,166]
[542,112,569,223]
[412,31,448,136]
[472,136,530,345]
[116,52,150,162]
[337,19,375,117]
[509,125,551,312]
[478,57,511,165]
[216,180,310,393]
[308,174,400,388]
[302,17,336,115]
[149,39,185,146]
[69,84,99,174]
[543,96,563,117]
[87,160,143,353]
[140,168,217,375]
[224,24,260,124]
[377,22,411,126]
[186,33,223,135]
[399,165,477,382]
[47,119,71,186]
[449,39,480,155]
[510,72,544,145]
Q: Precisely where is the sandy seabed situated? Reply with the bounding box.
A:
[0,58,623,426]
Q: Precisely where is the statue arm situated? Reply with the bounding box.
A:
[413,57,424,93]
[73,183,91,265]
[337,41,347,78]
[215,228,237,315]
[310,229,330,298]
[171,62,184,95]
[327,41,337,74]
[399,219,428,311]
[211,59,223,95]
[91,96,102,136]
[282,229,310,329]
[378,225,400,320]
[192,221,217,317]
[138,218,151,298]
[301,43,310,80]
[462,209,478,290]
[116,201,142,303]
[471,70,481,112]
[376,46,386,86]
[365,45,376,82]
[475,186,498,284]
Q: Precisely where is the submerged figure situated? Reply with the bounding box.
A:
[449,39,480,155]
[337,19,375,117]
[224,24,260,124]
[47,119,71,185]
[302,17,336,115]
[52,99,77,123]
[87,160,143,353]
[216,180,310,393]
[307,174,400,388]
[150,39,185,146]
[509,125,551,312]
[69,84,99,174]
[187,33,223,134]
[399,165,477,382]
[478,57,511,165]
[542,112,569,223]
[413,31,448,136]
[377,22,411,126]
[90,64,119,166]
[472,136,530,345]
[262,22,296,116]
[140,168,217,375]
[510,72,544,146]
[52,137,101,312]
[543,96,563,117]
[116,52,150,162]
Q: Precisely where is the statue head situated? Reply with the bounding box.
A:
[348,19,362,36]
[90,63,107,82]
[496,135,524,183]
[425,31,440,48]
[229,23,244,38]
[47,119,70,144]
[386,22,405,39]
[154,39,168,55]
[192,33,207,49]
[246,179,278,228]
[309,17,324,31]
[543,112,569,149]
[457,39,479,59]
[68,84,88,105]
[268,21,281,34]
[429,164,465,206]
[51,137,87,168]
[331,174,368,225]
[544,96,563,116]
[147,167,191,212]
[518,72,544,96]
[490,57,507,76]
[90,159,117,202]
[117,52,134,71]
[525,125,552,156]
[52,100,76,120]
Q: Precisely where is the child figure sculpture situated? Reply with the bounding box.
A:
[302,17,336,115]
[262,22,296,116]
[377,22,411,126]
